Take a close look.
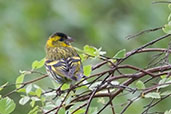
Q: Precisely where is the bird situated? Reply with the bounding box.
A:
[44,32,83,86]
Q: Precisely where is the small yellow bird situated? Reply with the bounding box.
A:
[45,32,83,84]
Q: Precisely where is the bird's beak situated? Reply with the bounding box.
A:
[67,36,74,42]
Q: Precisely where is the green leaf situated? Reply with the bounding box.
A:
[35,88,42,97]
[0,97,16,114]
[161,91,171,96]
[113,49,126,59]
[161,75,167,79]
[26,84,32,94]
[28,106,39,114]
[79,54,86,62]
[0,82,8,92]
[95,47,106,56]
[83,45,96,56]
[58,107,65,114]
[31,97,40,101]
[19,96,30,105]
[164,109,171,114]
[163,21,171,34]
[83,65,92,76]
[30,100,35,107]
[74,109,85,114]
[168,4,171,10]
[89,81,101,90]
[61,84,70,90]
[32,58,45,69]
[158,77,171,89]
[89,107,98,114]
[17,88,26,93]
[16,74,25,89]
[110,81,119,85]
[58,108,65,114]
[168,13,171,21]
[144,92,161,99]
[136,80,145,89]
[97,98,105,104]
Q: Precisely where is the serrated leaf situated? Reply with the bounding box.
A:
[16,74,25,89]
[113,49,126,59]
[83,65,92,76]
[19,96,30,105]
[144,92,161,99]
[0,97,16,114]
[32,58,45,69]
[0,82,8,91]
[136,80,145,89]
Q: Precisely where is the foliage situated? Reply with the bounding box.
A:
[0,1,171,114]
[0,97,16,114]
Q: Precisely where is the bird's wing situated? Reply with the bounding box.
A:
[45,56,83,83]
[66,56,83,81]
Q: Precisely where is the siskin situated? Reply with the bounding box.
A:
[45,32,83,85]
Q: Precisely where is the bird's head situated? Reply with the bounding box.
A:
[46,32,73,47]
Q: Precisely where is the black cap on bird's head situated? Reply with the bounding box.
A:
[50,32,73,43]
[47,32,73,47]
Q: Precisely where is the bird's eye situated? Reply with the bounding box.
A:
[59,37,64,41]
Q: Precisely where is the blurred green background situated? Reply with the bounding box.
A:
[0,0,170,114]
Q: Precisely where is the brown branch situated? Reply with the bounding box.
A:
[108,89,115,114]
[120,96,140,114]
[141,94,171,114]
[152,1,171,4]
[107,64,171,82]
[55,91,71,114]
[97,64,171,113]
[126,48,171,56]
[85,74,112,114]
[3,74,48,98]
[71,65,171,103]
[71,103,87,114]
[126,27,162,39]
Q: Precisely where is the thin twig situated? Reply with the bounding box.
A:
[3,74,48,98]
[152,1,171,4]
[126,27,162,39]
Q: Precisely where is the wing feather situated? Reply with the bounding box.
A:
[45,56,83,83]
